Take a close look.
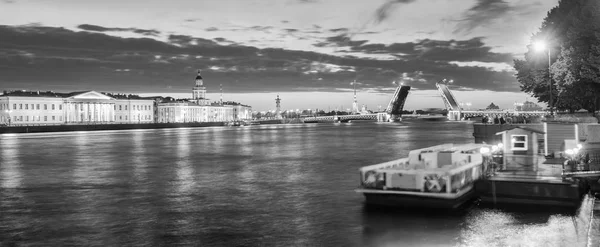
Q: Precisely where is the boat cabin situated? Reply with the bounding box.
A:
[359,144,491,194]
[495,126,544,155]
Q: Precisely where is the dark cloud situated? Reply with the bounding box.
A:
[205,27,219,32]
[374,0,417,24]
[0,24,520,94]
[314,34,368,48]
[454,0,541,34]
[77,24,160,36]
[330,28,349,32]
[214,37,236,44]
[250,26,273,32]
[284,28,298,32]
[317,35,513,63]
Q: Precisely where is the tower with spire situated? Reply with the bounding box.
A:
[351,80,359,114]
[275,95,282,119]
[192,70,208,105]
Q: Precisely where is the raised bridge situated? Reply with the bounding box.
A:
[303,85,411,123]
[436,83,548,120]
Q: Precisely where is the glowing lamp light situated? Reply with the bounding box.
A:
[577,144,583,149]
[480,147,490,154]
[565,149,574,155]
[492,145,499,152]
[497,143,504,149]
[573,148,580,154]
[533,41,546,52]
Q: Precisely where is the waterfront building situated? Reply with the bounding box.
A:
[515,101,543,111]
[0,90,154,126]
[156,71,248,123]
[222,101,252,120]
[0,93,64,125]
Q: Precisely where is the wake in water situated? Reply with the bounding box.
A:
[458,194,595,247]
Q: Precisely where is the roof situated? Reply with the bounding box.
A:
[495,126,545,135]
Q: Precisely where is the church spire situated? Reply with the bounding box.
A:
[195,70,203,86]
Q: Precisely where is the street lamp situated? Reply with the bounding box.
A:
[534,40,553,116]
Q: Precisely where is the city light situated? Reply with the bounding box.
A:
[533,40,546,52]
[479,147,490,154]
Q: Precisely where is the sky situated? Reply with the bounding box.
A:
[0,0,558,111]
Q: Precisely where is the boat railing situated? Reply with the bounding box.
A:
[359,154,484,194]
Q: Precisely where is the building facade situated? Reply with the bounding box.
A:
[222,102,252,120]
[156,71,250,123]
[0,91,154,126]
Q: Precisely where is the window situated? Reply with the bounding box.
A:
[25,104,28,110]
[52,116,55,121]
[511,135,527,151]
[52,104,55,110]
[26,116,29,121]
[125,105,128,110]
[13,104,16,110]
[119,105,122,111]
[59,104,62,110]
[60,116,62,121]
[37,104,40,110]
[19,104,22,109]
[44,116,47,121]
[44,104,47,110]
[125,116,128,120]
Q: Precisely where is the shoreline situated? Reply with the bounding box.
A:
[0,119,288,134]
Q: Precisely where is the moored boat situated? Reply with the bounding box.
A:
[356,143,493,209]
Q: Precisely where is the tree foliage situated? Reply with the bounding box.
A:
[514,0,600,113]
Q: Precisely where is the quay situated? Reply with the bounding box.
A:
[0,122,227,134]
[0,119,288,134]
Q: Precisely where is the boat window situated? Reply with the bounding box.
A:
[511,135,528,151]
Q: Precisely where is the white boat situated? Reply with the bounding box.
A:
[356,143,493,209]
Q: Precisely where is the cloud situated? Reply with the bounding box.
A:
[77,24,160,36]
[453,0,542,34]
[0,24,521,94]
[374,0,418,24]
[2,0,16,3]
[205,27,219,32]
[329,28,349,32]
[317,35,514,63]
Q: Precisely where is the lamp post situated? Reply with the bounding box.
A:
[534,41,553,116]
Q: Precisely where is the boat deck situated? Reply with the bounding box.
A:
[477,154,584,207]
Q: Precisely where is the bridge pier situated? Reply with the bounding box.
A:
[447,111,462,121]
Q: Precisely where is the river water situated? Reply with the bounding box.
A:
[0,121,589,246]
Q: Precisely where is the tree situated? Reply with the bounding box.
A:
[513,0,600,113]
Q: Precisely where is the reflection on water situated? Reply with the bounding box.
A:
[0,122,587,246]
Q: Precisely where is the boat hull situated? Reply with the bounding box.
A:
[357,187,477,210]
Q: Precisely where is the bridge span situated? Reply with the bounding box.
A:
[437,82,549,120]
[303,85,411,123]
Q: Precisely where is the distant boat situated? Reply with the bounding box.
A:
[355,143,493,209]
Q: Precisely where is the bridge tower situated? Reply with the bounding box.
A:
[275,95,282,119]
[351,80,359,114]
